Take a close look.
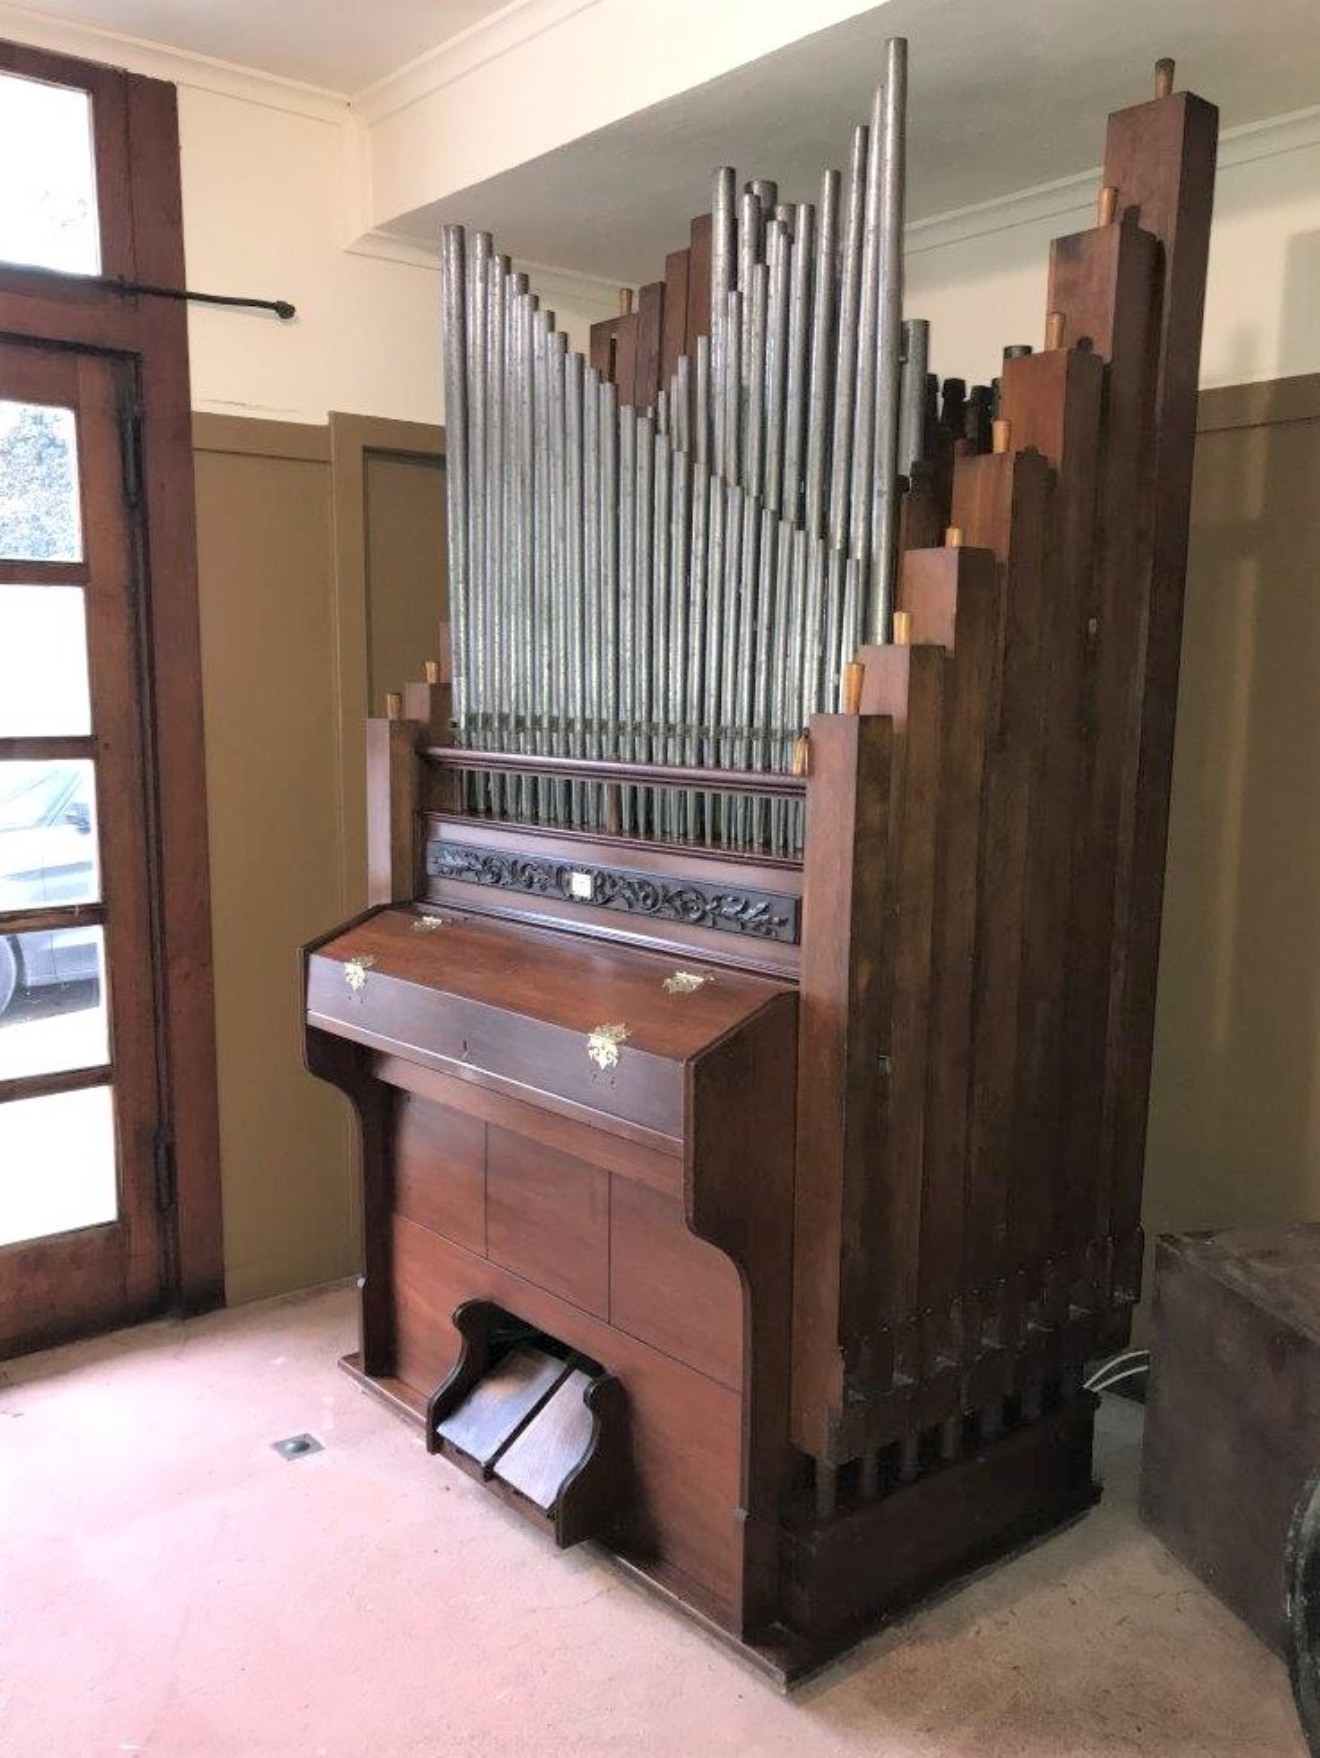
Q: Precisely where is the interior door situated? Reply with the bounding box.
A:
[0,337,167,1355]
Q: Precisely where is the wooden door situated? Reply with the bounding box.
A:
[0,337,167,1354]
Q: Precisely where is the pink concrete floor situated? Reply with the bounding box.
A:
[0,1287,1302,1757]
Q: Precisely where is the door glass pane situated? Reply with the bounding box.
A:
[0,925,106,1081]
[0,760,100,910]
[0,586,91,735]
[0,401,83,561]
[0,72,100,275]
[0,1084,117,1247]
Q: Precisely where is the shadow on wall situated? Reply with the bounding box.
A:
[1142,231,1320,1302]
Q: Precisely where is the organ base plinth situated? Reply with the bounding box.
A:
[338,1346,1097,1688]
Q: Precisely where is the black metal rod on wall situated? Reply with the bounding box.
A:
[109,278,296,319]
[0,259,295,319]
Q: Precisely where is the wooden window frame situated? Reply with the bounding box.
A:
[0,39,224,1311]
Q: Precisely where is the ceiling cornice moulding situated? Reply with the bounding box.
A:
[908,101,1320,257]
[0,2,349,121]
[352,0,600,125]
[345,228,625,319]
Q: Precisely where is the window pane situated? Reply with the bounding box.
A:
[0,925,106,1081]
[0,760,100,910]
[0,587,90,735]
[0,1084,117,1246]
[0,72,99,275]
[0,402,83,561]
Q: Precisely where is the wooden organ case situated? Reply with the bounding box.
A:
[304,50,1217,1680]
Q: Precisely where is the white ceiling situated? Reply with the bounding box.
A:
[388,0,1320,282]
[11,0,514,91]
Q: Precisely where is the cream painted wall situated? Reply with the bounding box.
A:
[0,1,616,425]
[179,90,443,426]
[178,90,617,426]
[907,121,1320,391]
[177,93,1320,422]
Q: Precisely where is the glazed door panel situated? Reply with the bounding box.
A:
[0,338,166,1354]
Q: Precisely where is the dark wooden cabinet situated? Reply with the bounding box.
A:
[306,905,795,1638]
[1142,1227,1320,1653]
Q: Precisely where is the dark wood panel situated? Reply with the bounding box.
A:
[687,994,798,1630]
[423,880,799,980]
[376,1051,682,1199]
[661,250,690,384]
[390,1214,747,1620]
[634,280,665,411]
[1050,219,1160,1266]
[951,450,1053,1311]
[0,560,88,584]
[366,714,422,905]
[858,645,946,1359]
[394,1092,486,1254]
[609,1175,742,1388]
[308,947,689,1146]
[392,1212,465,1394]
[125,72,225,1313]
[783,1396,1097,1639]
[0,737,98,763]
[614,314,638,410]
[899,546,1003,1382]
[1142,1227,1320,1653]
[314,905,782,1060]
[486,1125,610,1317]
[791,713,893,1460]
[436,1345,568,1470]
[0,1224,158,1357]
[0,1065,111,1106]
[589,315,620,380]
[1001,346,1104,1279]
[493,1366,596,1509]
[686,214,713,355]
[305,1027,396,1378]
[1098,92,1218,1267]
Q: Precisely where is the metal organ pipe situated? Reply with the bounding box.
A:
[438,37,918,858]
[868,33,908,643]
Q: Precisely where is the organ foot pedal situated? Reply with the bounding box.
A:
[426,1301,629,1548]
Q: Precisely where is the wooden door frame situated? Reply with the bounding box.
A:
[0,41,223,1313]
[329,412,446,912]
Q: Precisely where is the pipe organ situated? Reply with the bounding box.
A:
[305,46,1217,1680]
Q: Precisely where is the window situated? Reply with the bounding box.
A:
[0,69,99,274]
